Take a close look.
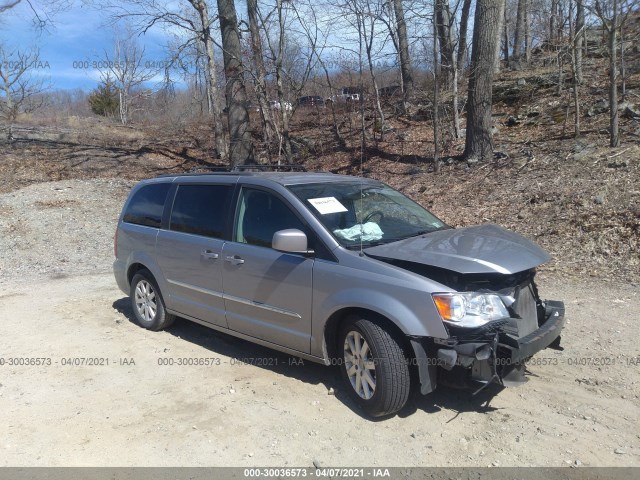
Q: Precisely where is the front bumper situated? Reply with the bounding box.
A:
[430,300,566,391]
[500,300,565,363]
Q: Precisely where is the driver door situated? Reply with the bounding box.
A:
[221,187,314,353]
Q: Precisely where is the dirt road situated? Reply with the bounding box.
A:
[0,272,638,467]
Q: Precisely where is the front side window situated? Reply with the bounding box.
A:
[234,188,305,248]
[169,184,231,239]
[123,183,170,228]
[287,182,447,248]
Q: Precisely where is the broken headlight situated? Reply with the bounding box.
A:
[432,292,509,327]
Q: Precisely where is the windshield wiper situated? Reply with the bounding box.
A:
[410,229,437,237]
[345,239,393,249]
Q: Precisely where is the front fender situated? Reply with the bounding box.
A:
[310,285,449,359]
[324,287,448,337]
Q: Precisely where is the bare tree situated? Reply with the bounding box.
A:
[0,0,70,28]
[276,0,324,160]
[188,0,229,160]
[93,0,229,159]
[454,0,472,138]
[216,0,254,166]
[550,0,559,43]
[100,30,156,125]
[294,0,346,147]
[513,0,526,59]
[464,0,502,162]
[359,0,387,140]
[432,16,440,172]
[0,45,47,139]
[591,0,636,147]
[574,0,585,84]
[388,0,413,111]
[456,0,472,69]
[495,0,507,72]
[434,0,455,85]
[246,0,276,147]
[0,0,20,12]
[524,0,532,62]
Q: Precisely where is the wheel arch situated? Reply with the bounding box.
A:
[323,307,412,362]
[127,262,149,285]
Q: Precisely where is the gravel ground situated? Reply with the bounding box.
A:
[0,179,134,287]
[0,178,638,467]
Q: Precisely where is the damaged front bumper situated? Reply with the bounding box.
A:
[411,300,566,395]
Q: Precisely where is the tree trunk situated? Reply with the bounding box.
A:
[119,88,128,125]
[550,0,558,44]
[433,18,440,172]
[620,23,626,101]
[524,0,532,62]
[513,0,526,59]
[362,14,385,141]
[464,0,502,162]
[570,31,580,137]
[454,0,471,139]
[216,0,254,166]
[1,78,14,140]
[456,0,472,69]
[190,0,228,161]
[557,2,564,40]
[575,0,584,84]
[203,30,228,160]
[274,0,293,162]
[609,0,619,147]
[502,6,510,67]
[390,0,412,111]
[435,0,454,87]
[494,0,506,73]
[319,60,346,148]
[247,0,276,148]
[452,59,461,138]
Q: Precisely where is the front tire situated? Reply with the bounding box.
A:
[339,315,411,417]
[130,269,175,331]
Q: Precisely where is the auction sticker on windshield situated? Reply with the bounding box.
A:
[307,197,348,215]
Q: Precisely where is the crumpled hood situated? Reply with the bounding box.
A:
[364,224,551,274]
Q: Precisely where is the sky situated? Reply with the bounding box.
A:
[0,1,172,91]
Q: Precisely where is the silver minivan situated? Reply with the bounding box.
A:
[114,171,565,417]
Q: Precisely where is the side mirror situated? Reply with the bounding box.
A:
[272,229,313,254]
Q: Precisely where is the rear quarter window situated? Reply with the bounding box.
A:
[122,183,170,228]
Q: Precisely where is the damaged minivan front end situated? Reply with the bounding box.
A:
[430,269,566,393]
[364,224,566,395]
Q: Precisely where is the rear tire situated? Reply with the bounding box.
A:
[339,315,411,417]
[130,269,175,331]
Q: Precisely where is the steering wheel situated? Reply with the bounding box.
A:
[363,210,385,223]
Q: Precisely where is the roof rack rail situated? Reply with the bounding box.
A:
[231,164,307,172]
[189,166,230,173]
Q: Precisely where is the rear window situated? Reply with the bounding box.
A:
[123,183,170,228]
[170,184,231,239]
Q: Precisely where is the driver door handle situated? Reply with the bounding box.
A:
[225,255,245,265]
[201,250,219,260]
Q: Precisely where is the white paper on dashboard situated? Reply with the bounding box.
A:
[307,197,349,215]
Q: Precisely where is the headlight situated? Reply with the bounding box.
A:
[432,293,509,327]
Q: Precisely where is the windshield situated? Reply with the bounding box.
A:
[288,181,448,248]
